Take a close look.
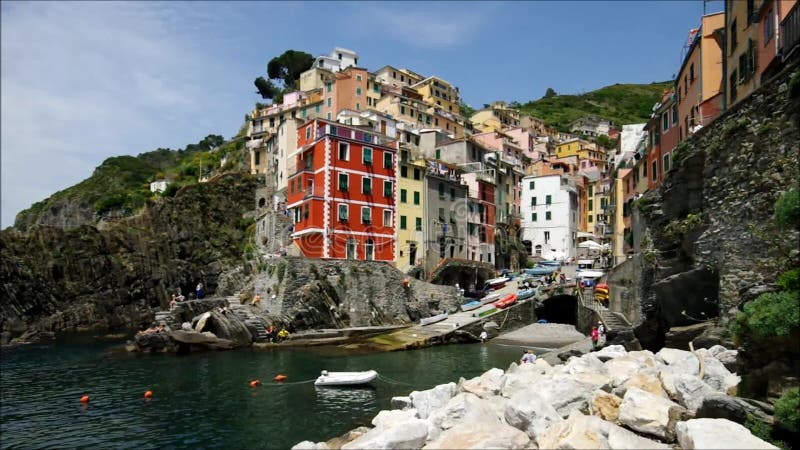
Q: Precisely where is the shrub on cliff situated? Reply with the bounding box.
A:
[775,388,800,433]
[774,188,799,230]
[732,290,799,341]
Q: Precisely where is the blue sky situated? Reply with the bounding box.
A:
[0,1,720,228]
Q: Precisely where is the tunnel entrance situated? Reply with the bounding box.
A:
[535,294,578,325]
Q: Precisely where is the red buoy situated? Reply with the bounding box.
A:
[80,395,90,404]
[273,374,287,382]
[249,380,261,387]
[144,390,153,399]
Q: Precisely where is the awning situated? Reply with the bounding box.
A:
[578,240,603,249]
[577,232,595,239]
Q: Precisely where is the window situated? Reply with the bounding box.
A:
[662,112,669,131]
[356,87,362,97]
[589,215,593,223]
[327,97,332,107]
[400,215,407,230]
[338,204,348,221]
[315,105,320,113]
[764,9,775,43]
[326,82,332,93]
[363,147,373,165]
[338,142,349,160]
[356,103,360,110]
[450,188,455,201]
[546,211,552,220]
[346,239,357,259]
[413,168,421,180]
[651,161,658,182]
[531,212,537,221]
[438,207,445,221]
[400,189,407,203]
[305,126,311,139]
[400,106,406,115]
[545,195,552,205]
[689,64,695,83]
[383,180,393,197]
[365,239,374,261]
[327,112,331,120]
[362,177,372,194]
[383,210,392,227]
[356,74,362,81]
[435,149,441,160]
[383,152,393,169]
[730,19,738,53]
[531,197,537,206]
[338,173,349,191]
[672,104,679,126]
[588,185,593,196]
[413,191,420,205]
[730,70,738,102]
[438,182,445,198]
[415,217,422,231]
[589,199,593,211]
[529,181,535,190]
[254,151,260,165]
[544,231,550,243]
[401,166,408,178]
[663,153,671,172]
[361,207,371,224]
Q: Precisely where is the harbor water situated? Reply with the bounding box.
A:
[1,335,523,449]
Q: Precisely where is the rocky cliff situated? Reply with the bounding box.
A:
[0,174,260,334]
[622,66,799,358]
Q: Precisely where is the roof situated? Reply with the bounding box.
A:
[332,47,357,55]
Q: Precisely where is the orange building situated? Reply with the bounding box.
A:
[676,13,724,141]
[287,119,397,261]
[645,89,680,190]
[321,66,375,121]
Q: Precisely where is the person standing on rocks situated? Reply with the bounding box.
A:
[591,326,600,350]
[196,282,204,300]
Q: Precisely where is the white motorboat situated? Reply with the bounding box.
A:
[314,370,378,386]
[576,270,605,279]
[484,277,510,289]
[420,312,448,326]
[480,292,502,304]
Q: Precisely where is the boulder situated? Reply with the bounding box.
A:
[458,367,504,399]
[341,418,428,450]
[409,383,456,419]
[656,348,700,376]
[558,348,584,361]
[618,387,690,441]
[422,421,530,449]
[324,427,371,449]
[605,352,657,388]
[696,394,774,426]
[11,329,56,344]
[372,409,418,428]
[563,354,610,387]
[500,363,549,398]
[532,375,595,418]
[390,396,412,410]
[537,412,669,449]
[676,418,779,449]
[591,390,622,422]
[660,371,717,412]
[504,389,563,439]
[614,371,669,399]
[291,441,329,450]
[707,344,728,356]
[426,392,504,438]
[702,355,741,394]
[715,350,739,372]
[133,331,177,353]
[193,310,252,346]
[593,344,627,361]
[665,322,713,350]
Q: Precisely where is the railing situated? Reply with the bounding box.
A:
[781,2,800,61]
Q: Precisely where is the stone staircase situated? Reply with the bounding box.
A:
[225,296,270,342]
[578,288,632,333]
[257,208,295,257]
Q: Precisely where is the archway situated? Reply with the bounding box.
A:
[536,294,578,325]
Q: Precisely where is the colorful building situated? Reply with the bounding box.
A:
[423,167,468,274]
[411,76,461,115]
[521,173,580,260]
[569,116,612,137]
[396,143,427,273]
[645,89,680,190]
[469,102,521,133]
[373,66,425,89]
[287,119,397,261]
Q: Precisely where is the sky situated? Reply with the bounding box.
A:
[0,1,720,228]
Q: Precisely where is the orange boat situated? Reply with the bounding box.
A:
[493,294,518,309]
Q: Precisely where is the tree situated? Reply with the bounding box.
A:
[459,102,476,118]
[543,88,557,98]
[267,50,314,88]
[254,76,278,99]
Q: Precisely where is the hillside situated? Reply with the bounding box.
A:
[13,129,250,231]
[515,81,672,131]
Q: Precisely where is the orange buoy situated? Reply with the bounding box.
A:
[80,395,90,403]
[144,390,153,399]
[403,278,410,287]
[249,379,261,387]
[273,374,287,382]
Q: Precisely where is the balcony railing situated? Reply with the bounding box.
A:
[781,2,799,61]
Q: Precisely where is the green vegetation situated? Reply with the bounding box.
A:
[663,213,705,244]
[276,261,287,283]
[774,189,799,229]
[775,388,800,433]
[254,49,314,100]
[732,290,800,340]
[514,81,672,131]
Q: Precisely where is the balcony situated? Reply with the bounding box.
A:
[246,138,264,150]
[781,2,799,61]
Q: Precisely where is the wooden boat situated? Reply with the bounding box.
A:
[494,294,518,309]
[524,266,557,276]
[420,312,448,326]
[484,277,509,289]
[480,292,502,304]
[314,370,378,386]
[517,288,537,301]
[461,300,482,312]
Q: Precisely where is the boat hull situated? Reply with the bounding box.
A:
[494,294,518,309]
[461,301,482,312]
[420,312,448,326]
[315,370,378,386]
[517,289,536,301]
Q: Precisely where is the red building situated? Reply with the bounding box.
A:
[646,89,680,191]
[287,119,397,261]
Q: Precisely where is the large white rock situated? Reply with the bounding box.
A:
[660,371,717,412]
[409,383,456,419]
[500,364,548,399]
[422,421,530,449]
[291,441,329,450]
[341,418,428,450]
[614,370,669,399]
[390,396,412,410]
[707,344,728,357]
[618,387,689,441]
[564,354,611,387]
[593,344,627,361]
[605,352,658,388]
[537,412,670,449]
[372,409,419,428]
[504,389,563,439]
[676,418,779,449]
[458,367,505,399]
[656,348,700,376]
[702,355,741,394]
[715,349,739,369]
[591,390,622,422]
[532,375,595,418]
[426,392,503,438]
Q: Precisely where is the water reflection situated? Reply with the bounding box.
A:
[315,385,377,414]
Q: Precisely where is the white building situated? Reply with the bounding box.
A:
[520,174,580,260]
[312,47,358,73]
[150,180,169,193]
[569,116,612,137]
[336,109,398,139]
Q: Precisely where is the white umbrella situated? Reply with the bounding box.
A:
[578,240,603,249]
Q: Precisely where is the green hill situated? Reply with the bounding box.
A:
[515,81,673,131]
[14,130,250,231]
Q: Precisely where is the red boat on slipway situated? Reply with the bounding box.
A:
[493,293,518,309]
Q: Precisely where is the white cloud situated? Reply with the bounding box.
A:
[351,2,497,49]
[0,2,212,228]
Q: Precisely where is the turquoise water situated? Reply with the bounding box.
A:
[1,335,522,449]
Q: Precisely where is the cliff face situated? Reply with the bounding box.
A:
[624,66,800,351]
[0,174,260,334]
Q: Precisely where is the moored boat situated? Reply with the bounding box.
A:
[484,277,509,290]
[314,370,378,386]
[494,293,518,309]
[461,300,482,311]
[538,260,561,267]
[524,266,557,276]
[517,288,537,301]
[420,312,448,326]
[480,292,502,304]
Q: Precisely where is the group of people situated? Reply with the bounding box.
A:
[168,282,205,310]
[138,323,167,335]
[265,325,290,343]
[591,322,607,350]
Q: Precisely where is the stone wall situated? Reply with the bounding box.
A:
[624,64,800,351]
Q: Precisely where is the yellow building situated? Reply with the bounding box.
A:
[299,67,335,92]
[555,138,607,171]
[411,76,461,115]
[470,102,521,133]
[584,176,610,236]
[724,2,758,108]
[395,142,427,273]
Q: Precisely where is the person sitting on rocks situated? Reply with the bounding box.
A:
[252,295,262,307]
[169,295,178,310]
[176,292,186,303]
[265,325,276,343]
[277,328,289,342]
[520,350,536,364]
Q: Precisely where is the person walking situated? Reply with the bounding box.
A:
[591,326,600,351]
